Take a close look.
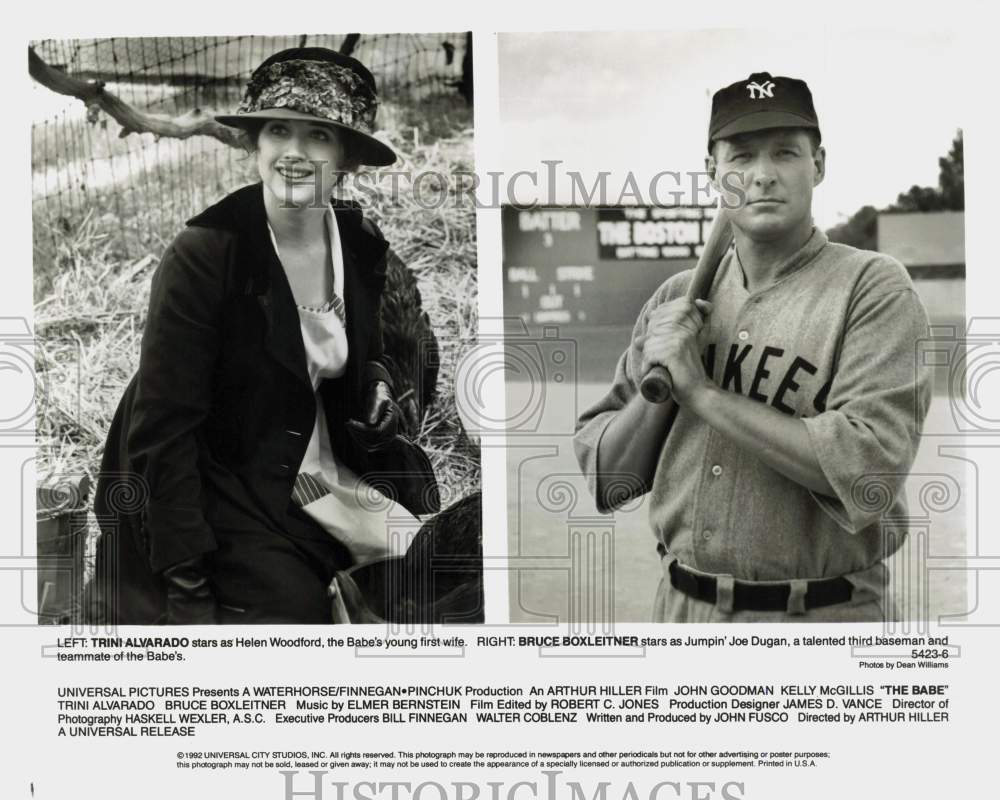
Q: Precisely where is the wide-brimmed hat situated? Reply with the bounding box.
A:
[708,71,820,152]
[216,47,396,167]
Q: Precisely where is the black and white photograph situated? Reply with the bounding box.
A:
[501,29,967,624]
[4,9,1000,800]
[30,33,482,625]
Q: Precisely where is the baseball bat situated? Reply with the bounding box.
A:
[639,208,733,403]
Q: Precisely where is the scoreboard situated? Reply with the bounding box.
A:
[502,205,717,328]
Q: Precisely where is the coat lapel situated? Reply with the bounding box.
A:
[333,203,389,397]
[259,233,312,389]
[239,186,313,388]
[186,184,388,393]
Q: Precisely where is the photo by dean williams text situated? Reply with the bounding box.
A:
[278,772,746,800]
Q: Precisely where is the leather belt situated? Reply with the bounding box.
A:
[668,560,853,612]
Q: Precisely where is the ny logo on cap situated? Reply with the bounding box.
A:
[746,80,776,99]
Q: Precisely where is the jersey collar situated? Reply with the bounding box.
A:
[734,226,829,289]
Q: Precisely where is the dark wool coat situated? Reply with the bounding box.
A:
[87,183,437,624]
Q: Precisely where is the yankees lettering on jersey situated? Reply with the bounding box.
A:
[700,342,831,415]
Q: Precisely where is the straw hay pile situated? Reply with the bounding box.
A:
[33,124,479,512]
[360,130,479,504]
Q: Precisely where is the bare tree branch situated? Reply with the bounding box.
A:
[28,46,243,148]
[339,34,361,57]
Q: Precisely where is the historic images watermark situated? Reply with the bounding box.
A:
[280,161,747,212]
[278,770,746,800]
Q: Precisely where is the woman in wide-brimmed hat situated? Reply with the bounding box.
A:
[87,48,438,625]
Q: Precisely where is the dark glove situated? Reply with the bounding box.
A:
[346,380,401,452]
[162,555,217,625]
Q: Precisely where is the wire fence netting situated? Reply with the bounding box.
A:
[31,34,471,275]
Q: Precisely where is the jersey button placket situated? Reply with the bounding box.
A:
[694,436,722,564]
[736,293,761,343]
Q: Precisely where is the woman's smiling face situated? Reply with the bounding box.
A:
[256,118,348,209]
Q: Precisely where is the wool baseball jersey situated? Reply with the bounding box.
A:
[574,228,932,582]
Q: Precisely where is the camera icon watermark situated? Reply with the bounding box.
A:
[916,318,1000,435]
[0,317,41,438]
[453,320,579,440]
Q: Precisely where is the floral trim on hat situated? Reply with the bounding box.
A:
[238,59,378,133]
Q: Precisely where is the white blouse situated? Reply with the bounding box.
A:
[269,210,348,484]
[268,211,420,557]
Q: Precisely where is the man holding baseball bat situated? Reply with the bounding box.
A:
[574,72,932,622]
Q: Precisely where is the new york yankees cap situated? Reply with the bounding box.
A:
[708,72,820,152]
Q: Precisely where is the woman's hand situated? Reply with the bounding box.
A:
[346,380,401,451]
[162,555,218,625]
